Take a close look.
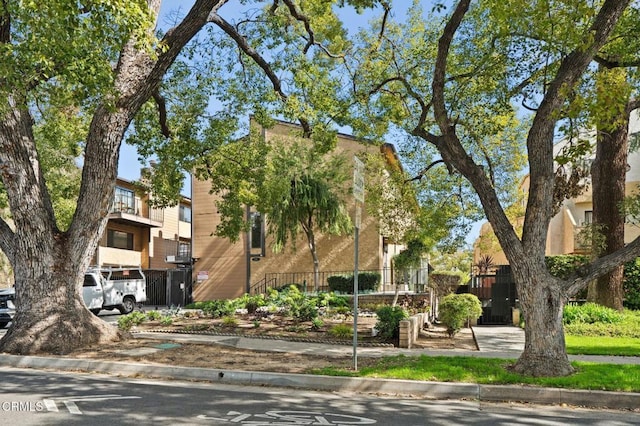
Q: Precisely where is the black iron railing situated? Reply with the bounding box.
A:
[250,267,430,295]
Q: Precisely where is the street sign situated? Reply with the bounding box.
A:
[353,156,365,203]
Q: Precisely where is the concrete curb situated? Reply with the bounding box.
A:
[0,354,638,410]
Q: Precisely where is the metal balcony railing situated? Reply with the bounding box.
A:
[165,239,191,264]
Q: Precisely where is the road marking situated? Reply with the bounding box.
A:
[197,410,377,424]
[43,394,141,415]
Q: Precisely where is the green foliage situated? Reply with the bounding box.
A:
[430,249,472,284]
[264,142,353,254]
[117,311,147,331]
[563,303,625,325]
[237,293,267,314]
[327,272,380,293]
[375,305,409,340]
[564,310,640,338]
[566,335,640,356]
[623,259,640,310]
[291,299,319,322]
[328,323,353,339]
[145,310,162,321]
[438,294,482,337]
[313,355,640,393]
[315,292,350,308]
[201,300,235,318]
[545,255,590,299]
[311,317,324,330]
[545,255,589,279]
[222,315,238,326]
[159,316,173,326]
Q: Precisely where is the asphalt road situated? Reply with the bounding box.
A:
[0,368,638,425]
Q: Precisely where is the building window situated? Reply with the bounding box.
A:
[107,229,134,250]
[250,212,264,255]
[179,204,191,223]
[584,211,592,226]
[114,187,135,214]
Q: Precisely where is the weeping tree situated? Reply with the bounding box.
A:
[264,143,353,292]
[348,0,635,376]
[0,0,382,355]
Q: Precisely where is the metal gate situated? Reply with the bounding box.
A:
[167,268,192,307]
[144,270,168,306]
[144,268,192,307]
[470,265,517,324]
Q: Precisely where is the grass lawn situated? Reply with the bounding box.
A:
[312,355,640,392]
[566,335,640,356]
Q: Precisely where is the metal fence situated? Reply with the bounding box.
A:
[250,267,430,295]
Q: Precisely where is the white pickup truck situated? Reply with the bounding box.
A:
[0,267,147,328]
[83,267,147,315]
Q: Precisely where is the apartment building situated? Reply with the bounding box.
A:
[191,120,411,301]
[93,177,192,271]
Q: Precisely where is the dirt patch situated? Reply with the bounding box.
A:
[67,315,477,374]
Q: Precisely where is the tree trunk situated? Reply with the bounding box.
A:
[0,1,216,355]
[0,235,122,355]
[589,67,630,311]
[306,229,320,292]
[511,263,573,377]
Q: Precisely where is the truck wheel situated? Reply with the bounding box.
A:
[0,322,7,329]
[119,297,135,315]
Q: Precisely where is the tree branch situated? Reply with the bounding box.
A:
[208,11,312,137]
[152,90,172,138]
[404,159,446,183]
[280,0,344,58]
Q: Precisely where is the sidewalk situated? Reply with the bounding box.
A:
[0,325,638,410]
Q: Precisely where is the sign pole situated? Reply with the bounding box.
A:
[352,156,365,372]
[353,214,359,371]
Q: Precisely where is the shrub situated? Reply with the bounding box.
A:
[311,317,324,330]
[291,299,319,322]
[146,310,162,321]
[222,315,238,326]
[159,316,173,326]
[201,300,235,318]
[327,272,380,293]
[117,311,147,331]
[563,303,624,325]
[438,293,482,337]
[328,323,353,339]
[315,292,349,308]
[375,305,409,340]
[239,294,266,314]
[624,259,640,310]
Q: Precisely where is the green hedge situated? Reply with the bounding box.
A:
[327,272,380,294]
[546,255,640,308]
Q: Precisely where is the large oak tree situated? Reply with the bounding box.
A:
[349,0,636,376]
[0,0,378,355]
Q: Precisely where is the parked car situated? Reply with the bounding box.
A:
[0,287,15,329]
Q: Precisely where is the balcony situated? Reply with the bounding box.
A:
[165,239,191,264]
[109,199,163,228]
